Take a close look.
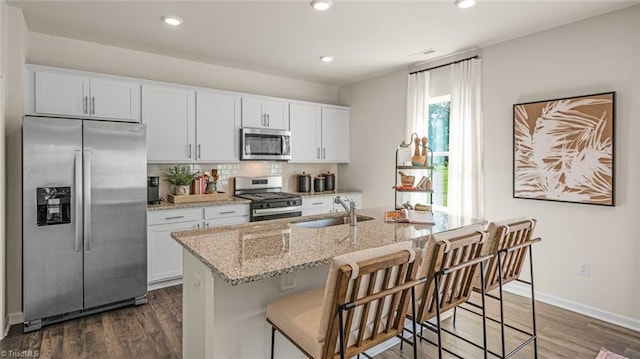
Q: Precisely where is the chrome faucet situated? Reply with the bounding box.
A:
[335,195,357,226]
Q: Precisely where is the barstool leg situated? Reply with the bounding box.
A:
[497,251,506,358]
[480,260,488,359]
[270,326,275,359]
[411,286,418,359]
[529,249,538,359]
[435,273,443,359]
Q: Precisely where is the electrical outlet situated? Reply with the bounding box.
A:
[280,273,296,291]
[577,262,590,276]
[193,273,201,289]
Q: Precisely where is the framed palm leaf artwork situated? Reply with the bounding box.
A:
[513,92,615,206]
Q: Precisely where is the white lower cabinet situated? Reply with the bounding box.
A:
[203,204,249,228]
[301,196,334,216]
[147,204,249,289]
[147,220,201,285]
[301,193,363,216]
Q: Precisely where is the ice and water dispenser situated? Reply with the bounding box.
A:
[36,187,71,226]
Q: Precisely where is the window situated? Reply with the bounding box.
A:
[427,95,450,210]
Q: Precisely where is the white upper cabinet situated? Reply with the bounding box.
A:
[143,85,196,162]
[33,70,140,122]
[241,96,289,130]
[290,103,322,162]
[290,103,350,163]
[321,107,350,163]
[89,78,140,121]
[196,91,241,162]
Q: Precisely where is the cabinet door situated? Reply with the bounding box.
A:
[204,216,248,228]
[264,99,289,130]
[289,103,321,162]
[302,196,334,216]
[90,78,140,122]
[143,85,195,162]
[35,71,89,117]
[321,107,350,163]
[241,97,265,128]
[196,91,241,162]
[147,220,201,284]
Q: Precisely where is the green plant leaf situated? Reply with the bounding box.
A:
[162,165,199,186]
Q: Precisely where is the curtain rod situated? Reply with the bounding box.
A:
[409,55,480,75]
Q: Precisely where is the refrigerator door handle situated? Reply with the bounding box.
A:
[74,150,83,252]
[83,149,92,251]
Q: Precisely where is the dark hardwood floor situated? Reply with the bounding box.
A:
[1,285,639,358]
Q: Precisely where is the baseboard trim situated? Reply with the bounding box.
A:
[504,282,640,333]
[5,311,24,335]
[148,278,183,292]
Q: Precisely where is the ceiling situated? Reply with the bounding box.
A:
[9,0,640,87]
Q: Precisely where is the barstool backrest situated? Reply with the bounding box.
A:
[318,242,422,358]
[415,225,487,324]
[483,218,537,292]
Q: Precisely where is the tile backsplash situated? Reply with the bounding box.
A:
[148,162,338,199]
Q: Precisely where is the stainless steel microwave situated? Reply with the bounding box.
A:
[240,127,291,161]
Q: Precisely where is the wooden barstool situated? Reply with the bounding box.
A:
[456,218,542,358]
[409,224,494,359]
[266,241,424,359]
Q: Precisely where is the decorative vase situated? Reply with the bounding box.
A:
[174,185,190,196]
[205,181,217,194]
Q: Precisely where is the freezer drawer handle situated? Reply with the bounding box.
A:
[83,150,92,251]
[74,151,83,252]
[165,215,185,220]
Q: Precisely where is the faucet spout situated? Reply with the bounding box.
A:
[335,196,357,226]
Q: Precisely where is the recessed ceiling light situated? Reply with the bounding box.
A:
[320,56,334,63]
[161,16,183,26]
[454,0,476,8]
[310,0,333,11]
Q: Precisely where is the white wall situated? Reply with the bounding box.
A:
[337,70,407,208]
[27,32,338,106]
[482,6,640,323]
[339,6,640,326]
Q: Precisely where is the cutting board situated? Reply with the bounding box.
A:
[168,192,229,204]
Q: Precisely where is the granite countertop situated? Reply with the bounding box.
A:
[147,190,362,211]
[147,196,251,211]
[171,207,484,286]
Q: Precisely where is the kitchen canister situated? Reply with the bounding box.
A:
[297,172,311,192]
[321,172,335,192]
[313,176,325,193]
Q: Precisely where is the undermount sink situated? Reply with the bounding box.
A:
[293,215,375,228]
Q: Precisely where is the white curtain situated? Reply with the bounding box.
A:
[403,71,429,206]
[448,58,484,219]
[405,71,430,142]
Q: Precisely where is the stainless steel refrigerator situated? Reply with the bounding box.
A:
[22,116,147,331]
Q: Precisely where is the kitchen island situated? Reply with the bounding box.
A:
[171,207,483,358]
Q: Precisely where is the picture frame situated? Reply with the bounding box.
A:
[513,92,615,206]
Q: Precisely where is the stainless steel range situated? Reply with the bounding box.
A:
[234,176,302,222]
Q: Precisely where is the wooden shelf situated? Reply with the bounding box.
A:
[395,189,433,193]
[396,165,433,170]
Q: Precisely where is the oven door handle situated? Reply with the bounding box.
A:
[252,205,302,216]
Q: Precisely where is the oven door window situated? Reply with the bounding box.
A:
[245,134,290,156]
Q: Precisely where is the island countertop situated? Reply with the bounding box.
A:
[171,207,483,286]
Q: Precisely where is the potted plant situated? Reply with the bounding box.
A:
[162,165,199,195]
